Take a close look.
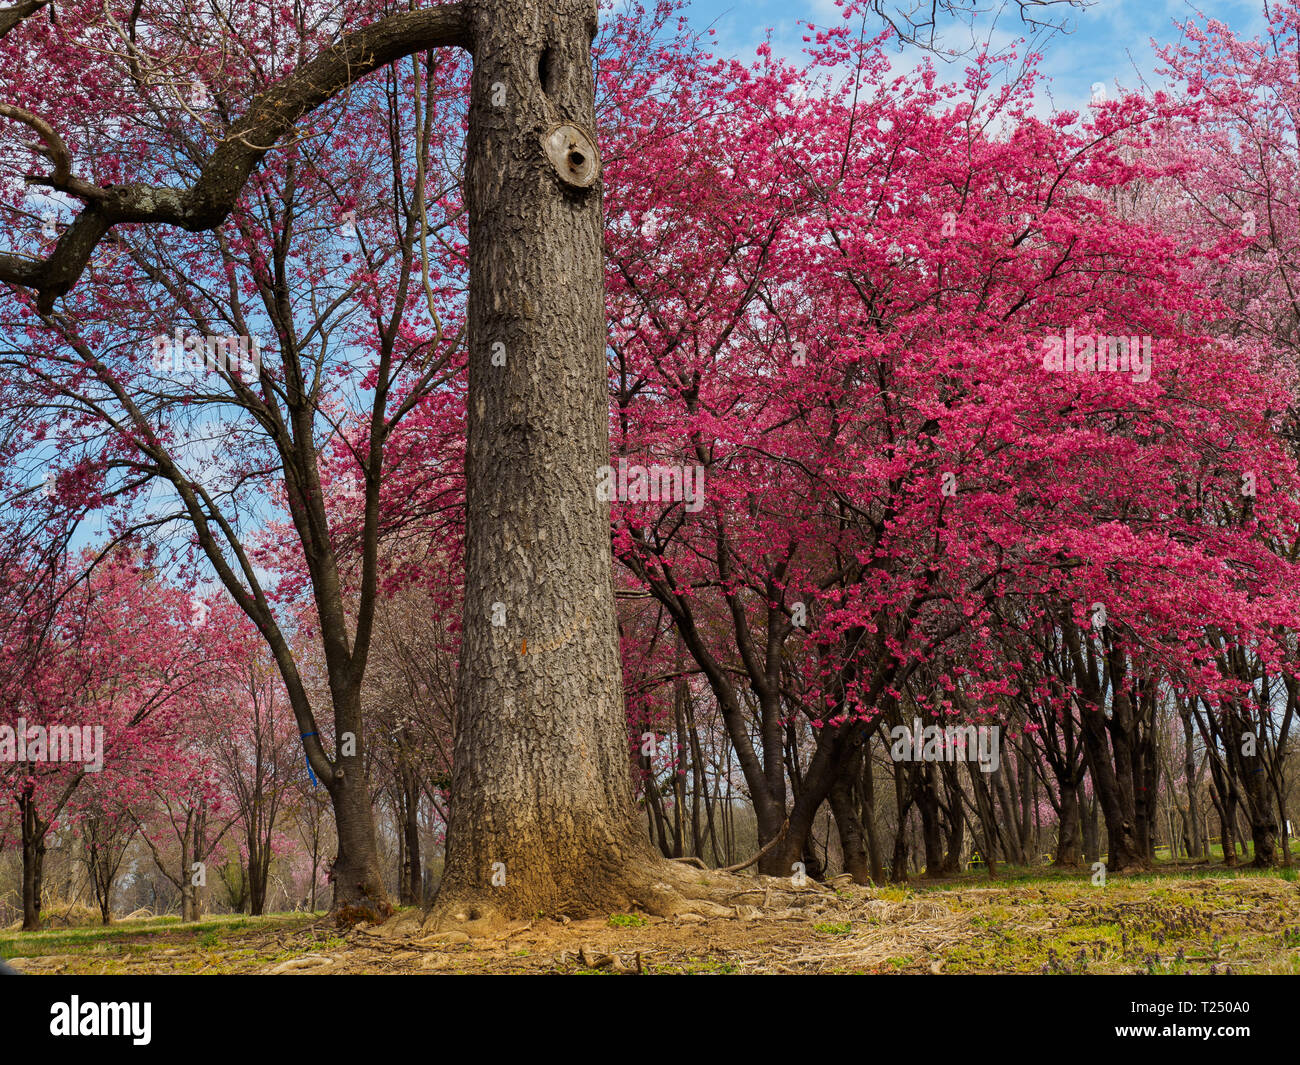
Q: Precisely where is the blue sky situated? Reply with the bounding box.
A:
[672,0,1271,111]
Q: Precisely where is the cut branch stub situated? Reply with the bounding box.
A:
[542,123,599,189]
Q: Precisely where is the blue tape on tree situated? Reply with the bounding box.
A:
[301,732,319,786]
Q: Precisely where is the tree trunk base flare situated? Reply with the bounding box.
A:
[423,857,822,932]
[843,854,874,886]
[1249,825,1277,868]
[329,856,393,928]
[1100,818,1150,873]
[327,769,392,923]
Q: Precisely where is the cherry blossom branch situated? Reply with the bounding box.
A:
[0,102,71,185]
[0,3,471,311]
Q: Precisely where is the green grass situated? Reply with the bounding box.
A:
[0,912,277,955]
[607,913,647,929]
[923,872,1299,974]
[0,911,323,973]
[651,956,740,974]
[913,854,1300,891]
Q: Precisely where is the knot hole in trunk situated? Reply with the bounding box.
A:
[542,123,599,189]
[537,45,555,97]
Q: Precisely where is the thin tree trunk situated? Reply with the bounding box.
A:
[829,742,872,883]
[916,764,945,877]
[1054,777,1082,867]
[20,806,45,932]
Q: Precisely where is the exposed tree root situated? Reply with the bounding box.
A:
[420,855,840,936]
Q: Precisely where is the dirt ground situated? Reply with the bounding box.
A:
[6,868,1300,974]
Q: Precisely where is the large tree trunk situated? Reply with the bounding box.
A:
[433,0,661,920]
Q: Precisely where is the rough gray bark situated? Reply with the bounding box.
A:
[432,0,660,919]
